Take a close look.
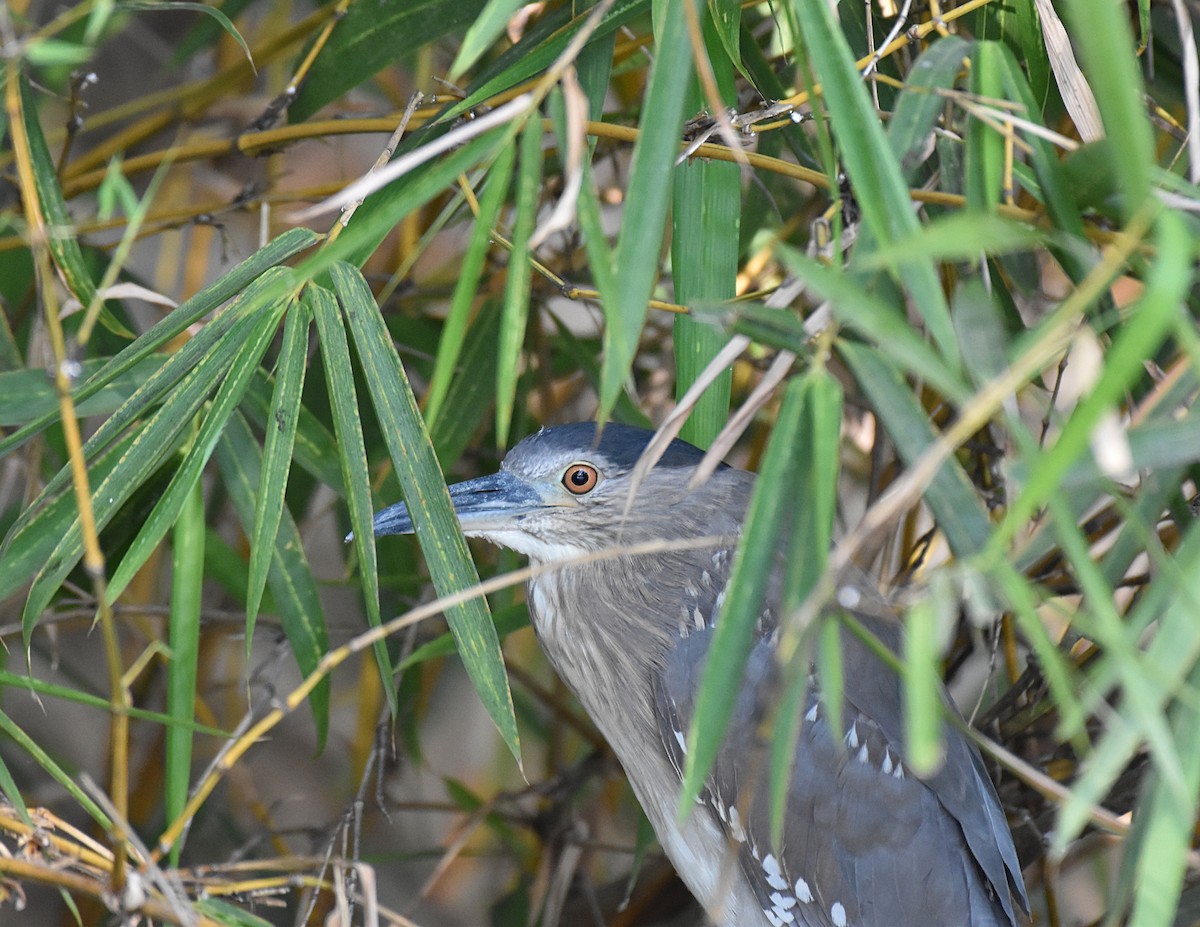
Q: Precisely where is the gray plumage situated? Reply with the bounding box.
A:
[371,422,1029,927]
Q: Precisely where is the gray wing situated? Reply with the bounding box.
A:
[653,619,1028,927]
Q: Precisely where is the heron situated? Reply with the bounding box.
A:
[371,422,1029,927]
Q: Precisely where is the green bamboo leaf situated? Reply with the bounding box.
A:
[331,261,521,766]
[243,368,344,495]
[425,148,515,429]
[298,129,510,279]
[1055,0,1154,218]
[164,471,205,866]
[838,341,992,555]
[855,212,1045,270]
[0,749,29,824]
[774,243,968,405]
[215,413,330,746]
[1,266,299,547]
[887,36,970,181]
[450,0,525,80]
[989,44,1086,240]
[1048,487,1200,851]
[429,300,504,467]
[599,0,697,423]
[0,670,226,734]
[20,326,247,639]
[496,116,544,447]
[290,0,489,122]
[17,75,121,336]
[450,0,647,119]
[246,300,311,652]
[194,898,276,927]
[119,1,252,64]
[780,371,842,618]
[680,375,806,813]
[1125,703,1200,927]
[575,2,616,121]
[966,41,1005,212]
[671,10,739,448]
[707,0,742,72]
[791,0,956,367]
[0,356,162,426]
[0,432,133,602]
[172,0,256,63]
[769,370,842,843]
[902,590,946,776]
[973,0,1048,105]
[310,285,396,717]
[107,294,290,602]
[397,603,530,672]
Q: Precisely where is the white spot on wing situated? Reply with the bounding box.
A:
[882,751,893,775]
[728,805,745,842]
[674,729,687,754]
[831,901,847,926]
[772,892,796,911]
[856,744,869,765]
[845,723,859,749]
[762,854,788,891]
[769,892,797,923]
[805,702,819,723]
[795,878,813,903]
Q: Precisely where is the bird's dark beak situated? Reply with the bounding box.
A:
[369,470,544,538]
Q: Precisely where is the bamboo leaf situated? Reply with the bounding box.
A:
[331,261,521,765]
[310,284,396,717]
[680,376,808,813]
[107,293,290,602]
[246,299,311,651]
[838,341,992,556]
[425,148,515,429]
[599,0,698,422]
[496,116,543,446]
[164,470,204,866]
[450,0,525,80]
[791,0,956,367]
[215,413,330,746]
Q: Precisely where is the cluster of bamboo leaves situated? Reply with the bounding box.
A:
[2,0,1200,923]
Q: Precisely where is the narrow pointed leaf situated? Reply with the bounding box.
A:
[331,261,521,765]
[496,116,543,446]
[425,146,515,428]
[246,300,311,650]
[838,341,992,556]
[680,375,806,813]
[216,413,330,746]
[791,0,956,367]
[599,0,697,422]
[164,473,204,866]
[2,266,298,548]
[107,293,290,601]
[310,285,396,717]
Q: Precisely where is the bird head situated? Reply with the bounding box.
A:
[371,422,741,563]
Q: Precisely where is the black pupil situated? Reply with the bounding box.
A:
[570,469,589,486]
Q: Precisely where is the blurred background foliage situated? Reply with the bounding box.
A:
[1,0,1200,924]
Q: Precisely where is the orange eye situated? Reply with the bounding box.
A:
[562,464,599,495]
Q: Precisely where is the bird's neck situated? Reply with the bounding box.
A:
[525,547,731,750]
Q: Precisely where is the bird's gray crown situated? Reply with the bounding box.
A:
[502,422,722,478]
[368,422,733,558]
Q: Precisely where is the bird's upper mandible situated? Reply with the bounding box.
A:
[371,422,1030,927]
